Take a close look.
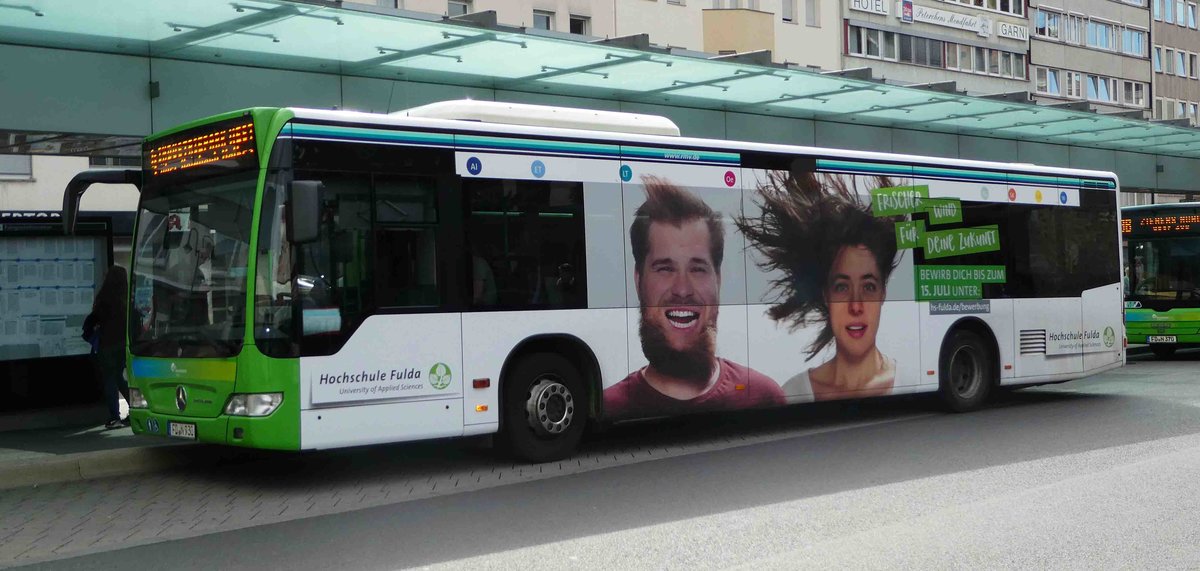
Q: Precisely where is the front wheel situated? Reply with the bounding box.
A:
[938,329,994,412]
[499,352,589,463]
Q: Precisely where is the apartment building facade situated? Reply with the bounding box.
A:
[841,0,1032,93]
[1028,0,1152,113]
[1151,0,1200,122]
[349,0,843,70]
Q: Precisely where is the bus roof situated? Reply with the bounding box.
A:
[232,103,1120,186]
[1122,202,1200,211]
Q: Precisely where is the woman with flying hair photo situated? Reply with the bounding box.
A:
[736,170,902,400]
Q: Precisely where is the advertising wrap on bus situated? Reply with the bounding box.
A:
[294,148,1121,428]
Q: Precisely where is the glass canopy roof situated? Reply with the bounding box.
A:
[2,0,1199,157]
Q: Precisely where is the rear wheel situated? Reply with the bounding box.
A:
[499,352,588,463]
[1150,345,1176,359]
[939,329,994,412]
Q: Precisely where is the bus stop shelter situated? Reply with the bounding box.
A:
[1,0,1199,199]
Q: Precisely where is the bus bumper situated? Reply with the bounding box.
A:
[128,410,298,451]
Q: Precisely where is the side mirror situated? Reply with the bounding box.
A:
[288,180,322,244]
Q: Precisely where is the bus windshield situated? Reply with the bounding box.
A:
[1127,237,1200,301]
[129,170,258,358]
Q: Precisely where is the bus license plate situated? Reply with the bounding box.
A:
[168,422,196,440]
[1147,336,1177,344]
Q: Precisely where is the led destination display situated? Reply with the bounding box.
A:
[1121,212,1200,236]
[146,117,256,176]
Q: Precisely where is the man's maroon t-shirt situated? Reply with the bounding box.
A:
[603,358,785,420]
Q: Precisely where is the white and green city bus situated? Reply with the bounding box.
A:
[65,101,1126,461]
[1122,202,1200,358]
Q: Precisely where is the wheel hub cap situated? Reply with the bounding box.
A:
[950,346,981,398]
[526,377,574,436]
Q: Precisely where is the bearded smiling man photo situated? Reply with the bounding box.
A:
[604,177,785,419]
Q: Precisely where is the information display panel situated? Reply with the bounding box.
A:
[0,216,112,361]
[1122,208,1200,237]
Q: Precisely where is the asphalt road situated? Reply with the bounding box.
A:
[10,351,1200,570]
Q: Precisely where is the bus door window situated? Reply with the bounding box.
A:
[373,175,440,308]
[293,171,372,355]
[254,179,296,356]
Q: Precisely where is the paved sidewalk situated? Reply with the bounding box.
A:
[0,406,213,492]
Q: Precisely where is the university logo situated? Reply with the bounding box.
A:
[1103,326,1116,348]
[429,363,452,390]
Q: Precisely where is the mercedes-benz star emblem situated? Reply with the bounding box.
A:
[176,385,188,412]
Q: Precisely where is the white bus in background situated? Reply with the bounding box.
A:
[75,100,1124,462]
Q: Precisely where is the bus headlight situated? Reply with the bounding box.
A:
[224,393,284,417]
[128,388,148,409]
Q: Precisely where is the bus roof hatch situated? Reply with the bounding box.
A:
[395,100,681,137]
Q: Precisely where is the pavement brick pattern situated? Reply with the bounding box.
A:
[0,403,930,567]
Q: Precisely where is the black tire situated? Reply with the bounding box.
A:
[499,352,589,463]
[1150,345,1176,359]
[938,329,994,413]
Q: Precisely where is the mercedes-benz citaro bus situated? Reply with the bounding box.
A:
[67,101,1126,462]
[1122,202,1200,358]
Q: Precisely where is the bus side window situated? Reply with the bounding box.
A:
[373,175,441,308]
[463,179,587,310]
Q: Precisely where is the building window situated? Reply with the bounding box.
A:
[1065,71,1083,98]
[1154,97,1163,119]
[1167,0,1176,23]
[0,154,32,178]
[1086,75,1117,103]
[1086,20,1115,50]
[849,26,899,61]
[805,0,819,26]
[1179,51,1189,76]
[1191,103,1198,121]
[944,0,1022,16]
[1122,28,1146,57]
[1177,101,1187,118]
[1154,45,1163,72]
[533,10,554,30]
[781,0,795,22]
[1167,48,1176,74]
[867,28,882,57]
[1179,0,1189,24]
[447,0,470,16]
[1155,0,1163,19]
[946,43,1023,78]
[1035,9,1061,39]
[1064,14,1085,44]
[1191,53,1198,78]
[569,15,590,35]
[1123,81,1147,107]
[1035,67,1061,94]
[1189,2,1198,27]
[89,156,141,168]
[897,35,943,67]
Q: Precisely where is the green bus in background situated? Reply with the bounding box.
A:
[1122,202,1200,359]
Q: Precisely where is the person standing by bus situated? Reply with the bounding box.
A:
[737,171,900,400]
[604,177,784,419]
[89,264,130,429]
